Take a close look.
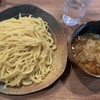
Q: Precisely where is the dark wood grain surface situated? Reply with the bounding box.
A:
[0,0,100,100]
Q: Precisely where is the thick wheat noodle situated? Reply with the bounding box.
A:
[0,14,56,89]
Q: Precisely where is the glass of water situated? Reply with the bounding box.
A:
[63,0,92,26]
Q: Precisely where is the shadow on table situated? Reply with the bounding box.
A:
[74,67,100,93]
[67,66,100,97]
[61,64,100,97]
[60,58,71,83]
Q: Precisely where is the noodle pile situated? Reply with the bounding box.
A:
[0,14,56,89]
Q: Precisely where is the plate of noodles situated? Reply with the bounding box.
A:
[0,4,68,95]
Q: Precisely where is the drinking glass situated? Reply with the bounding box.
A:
[63,0,92,26]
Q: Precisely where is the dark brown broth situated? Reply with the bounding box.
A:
[72,33,100,75]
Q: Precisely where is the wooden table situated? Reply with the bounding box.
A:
[0,0,100,100]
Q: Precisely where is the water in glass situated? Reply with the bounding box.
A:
[63,0,91,26]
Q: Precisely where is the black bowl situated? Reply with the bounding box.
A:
[68,21,100,78]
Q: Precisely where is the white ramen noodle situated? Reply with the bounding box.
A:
[0,14,56,89]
